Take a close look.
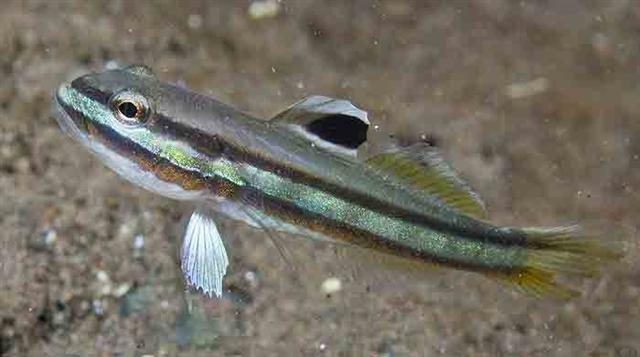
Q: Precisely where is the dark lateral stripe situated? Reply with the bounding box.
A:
[64,83,532,249]
[70,77,111,104]
[235,183,516,273]
[58,102,230,197]
[64,81,491,243]
[60,101,156,166]
[59,101,513,271]
[87,107,514,271]
[59,96,526,273]
[57,99,87,132]
[150,113,531,248]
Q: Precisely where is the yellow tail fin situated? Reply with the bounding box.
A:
[495,226,622,299]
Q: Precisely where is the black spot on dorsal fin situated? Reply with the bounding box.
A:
[305,113,368,149]
[271,95,369,156]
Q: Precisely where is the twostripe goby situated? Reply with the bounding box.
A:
[53,65,620,298]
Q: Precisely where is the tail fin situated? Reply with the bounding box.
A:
[495,226,622,299]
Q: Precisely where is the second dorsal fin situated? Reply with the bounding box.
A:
[270,96,369,157]
[366,143,487,219]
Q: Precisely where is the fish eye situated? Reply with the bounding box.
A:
[110,90,150,126]
[118,102,139,118]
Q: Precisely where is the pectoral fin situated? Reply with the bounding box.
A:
[367,143,487,218]
[181,209,229,298]
[271,95,369,157]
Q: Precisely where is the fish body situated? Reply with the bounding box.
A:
[53,65,619,298]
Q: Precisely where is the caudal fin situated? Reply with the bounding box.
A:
[495,226,622,299]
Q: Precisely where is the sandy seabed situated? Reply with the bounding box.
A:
[1,1,639,356]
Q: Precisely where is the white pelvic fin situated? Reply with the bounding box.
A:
[181,209,229,298]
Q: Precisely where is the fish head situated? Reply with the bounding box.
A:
[54,65,159,145]
[53,65,208,200]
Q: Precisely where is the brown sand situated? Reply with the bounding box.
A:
[1,1,639,356]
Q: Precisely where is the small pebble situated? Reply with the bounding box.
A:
[133,234,145,250]
[244,270,258,288]
[96,270,110,283]
[117,219,135,240]
[321,277,342,295]
[29,227,57,251]
[113,283,131,298]
[505,77,549,99]
[43,229,57,246]
[187,14,202,29]
[248,0,280,19]
[95,270,112,296]
[92,299,104,316]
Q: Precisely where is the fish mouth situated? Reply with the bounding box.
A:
[52,82,91,146]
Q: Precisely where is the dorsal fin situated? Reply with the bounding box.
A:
[271,96,369,157]
[366,143,487,218]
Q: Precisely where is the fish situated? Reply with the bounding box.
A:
[52,65,620,299]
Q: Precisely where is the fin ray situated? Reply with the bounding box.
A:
[181,209,229,298]
[367,143,487,218]
[239,204,298,273]
[491,225,621,299]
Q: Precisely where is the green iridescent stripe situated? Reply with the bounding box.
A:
[62,86,244,187]
[236,163,526,268]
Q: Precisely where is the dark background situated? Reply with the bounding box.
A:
[1,1,639,355]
